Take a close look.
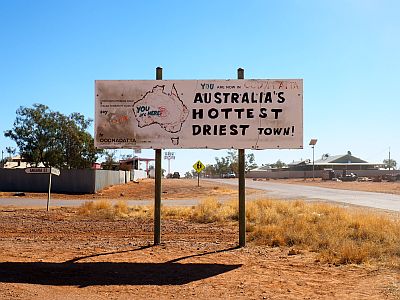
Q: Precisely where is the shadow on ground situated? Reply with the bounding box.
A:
[0,262,241,287]
[0,246,242,287]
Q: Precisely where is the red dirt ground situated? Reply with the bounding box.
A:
[0,207,399,299]
[0,179,399,299]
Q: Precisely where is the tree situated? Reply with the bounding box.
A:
[226,150,258,173]
[383,159,397,170]
[120,154,133,160]
[269,159,287,169]
[184,171,193,178]
[6,146,16,158]
[227,150,238,174]
[204,164,217,177]
[102,150,118,170]
[148,165,166,177]
[212,150,258,177]
[214,156,231,176]
[4,104,101,169]
[245,153,258,172]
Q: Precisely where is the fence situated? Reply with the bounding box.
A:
[0,169,146,194]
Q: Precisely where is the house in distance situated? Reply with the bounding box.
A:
[247,151,392,179]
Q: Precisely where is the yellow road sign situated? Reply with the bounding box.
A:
[193,160,205,173]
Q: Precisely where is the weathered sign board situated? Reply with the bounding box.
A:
[25,167,60,176]
[95,80,303,149]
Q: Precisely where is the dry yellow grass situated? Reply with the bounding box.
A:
[78,200,153,219]
[245,199,400,265]
[161,206,191,219]
[190,198,237,223]
[77,198,400,266]
[78,200,114,219]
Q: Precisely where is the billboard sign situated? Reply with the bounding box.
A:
[95,79,303,149]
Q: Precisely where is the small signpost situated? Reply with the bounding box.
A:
[164,151,175,175]
[193,160,205,187]
[25,167,60,211]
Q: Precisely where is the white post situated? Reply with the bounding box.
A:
[47,173,52,211]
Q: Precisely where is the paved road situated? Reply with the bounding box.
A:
[212,179,400,212]
[1,179,400,212]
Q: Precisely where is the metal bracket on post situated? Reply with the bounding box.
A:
[238,68,246,247]
[154,66,163,245]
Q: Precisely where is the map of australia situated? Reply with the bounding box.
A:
[133,85,189,133]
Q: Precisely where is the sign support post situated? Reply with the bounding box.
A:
[47,173,52,211]
[154,66,163,245]
[193,160,205,187]
[25,167,60,211]
[238,67,246,247]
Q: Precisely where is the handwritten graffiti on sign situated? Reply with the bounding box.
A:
[95,79,303,149]
[133,85,188,133]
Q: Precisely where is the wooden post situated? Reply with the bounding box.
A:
[238,68,246,247]
[154,67,163,245]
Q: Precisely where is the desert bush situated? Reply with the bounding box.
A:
[78,200,114,219]
[130,205,153,219]
[162,206,191,218]
[78,200,152,219]
[114,200,129,216]
[246,199,400,265]
[190,198,237,223]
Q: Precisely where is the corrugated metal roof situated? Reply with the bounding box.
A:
[314,154,367,164]
[313,162,383,166]
[288,160,310,166]
[252,165,272,171]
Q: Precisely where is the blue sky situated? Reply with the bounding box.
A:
[1,0,399,174]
